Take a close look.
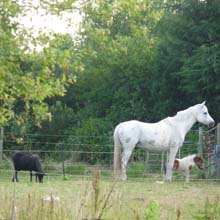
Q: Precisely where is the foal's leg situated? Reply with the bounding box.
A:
[185,169,190,182]
[165,147,179,181]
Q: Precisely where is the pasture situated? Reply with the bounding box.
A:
[0,172,219,220]
[1,123,220,219]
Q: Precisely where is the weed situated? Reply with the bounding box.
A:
[176,207,181,220]
[144,200,160,220]
[193,196,220,220]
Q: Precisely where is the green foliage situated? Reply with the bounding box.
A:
[3,0,220,160]
[64,163,86,175]
[152,0,220,120]
[144,200,160,220]
[0,1,76,127]
[69,0,163,125]
[193,196,220,220]
[65,118,113,164]
[127,162,145,178]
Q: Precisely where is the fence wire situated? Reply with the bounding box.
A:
[1,128,220,182]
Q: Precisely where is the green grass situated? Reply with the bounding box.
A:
[0,172,220,220]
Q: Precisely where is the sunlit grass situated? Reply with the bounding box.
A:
[0,173,219,220]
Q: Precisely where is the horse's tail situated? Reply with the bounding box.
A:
[113,125,122,179]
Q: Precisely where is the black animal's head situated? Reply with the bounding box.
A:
[33,155,46,183]
[36,172,47,183]
[37,173,44,183]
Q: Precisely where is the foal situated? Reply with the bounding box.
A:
[172,154,203,182]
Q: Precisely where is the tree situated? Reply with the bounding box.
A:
[152,0,220,121]
[68,0,163,126]
[0,1,76,127]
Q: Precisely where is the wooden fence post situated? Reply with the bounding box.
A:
[198,127,203,156]
[0,127,3,160]
[62,142,66,180]
[144,152,149,173]
[216,123,220,178]
[161,152,164,173]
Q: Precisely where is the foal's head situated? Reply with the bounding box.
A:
[193,156,203,170]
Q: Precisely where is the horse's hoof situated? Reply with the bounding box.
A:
[164,177,172,181]
[121,176,127,181]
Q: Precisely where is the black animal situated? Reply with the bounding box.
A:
[12,152,45,183]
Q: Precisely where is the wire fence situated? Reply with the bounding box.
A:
[1,127,220,182]
[0,147,212,182]
[205,124,220,179]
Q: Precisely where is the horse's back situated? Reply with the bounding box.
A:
[115,120,144,135]
[115,120,166,135]
[114,119,177,150]
[114,120,163,148]
[114,120,142,144]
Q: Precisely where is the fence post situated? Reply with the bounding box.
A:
[0,127,3,160]
[216,123,220,178]
[198,127,203,156]
[144,152,149,173]
[60,142,66,180]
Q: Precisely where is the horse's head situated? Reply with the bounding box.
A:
[195,101,215,127]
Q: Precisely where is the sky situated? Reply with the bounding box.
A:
[17,0,82,50]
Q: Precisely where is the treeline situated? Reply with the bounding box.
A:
[2,0,220,161]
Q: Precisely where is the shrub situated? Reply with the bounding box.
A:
[65,118,113,164]
[144,200,160,220]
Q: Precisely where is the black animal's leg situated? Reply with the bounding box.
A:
[12,172,15,182]
[30,171,32,182]
[15,171,18,182]
[35,174,38,182]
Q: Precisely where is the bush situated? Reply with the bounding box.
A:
[144,200,160,220]
[127,162,145,178]
[65,118,113,164]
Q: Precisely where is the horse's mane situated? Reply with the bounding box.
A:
[162,105,199,125]
[172,105,197,121]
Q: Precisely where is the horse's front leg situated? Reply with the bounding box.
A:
[165,147,179,181]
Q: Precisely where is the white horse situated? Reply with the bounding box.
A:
[113,102,214,181]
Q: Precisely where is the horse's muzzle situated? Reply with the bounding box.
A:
[208,121,215,128]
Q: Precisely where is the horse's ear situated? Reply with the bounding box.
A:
[201,101,206,105]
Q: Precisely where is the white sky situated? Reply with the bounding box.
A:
[17,0,82,50]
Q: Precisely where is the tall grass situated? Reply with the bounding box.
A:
[0,173,219,220]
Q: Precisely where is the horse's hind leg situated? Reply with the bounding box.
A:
[121,143,136,181]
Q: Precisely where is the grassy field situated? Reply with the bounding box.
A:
[0,171,220,220]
